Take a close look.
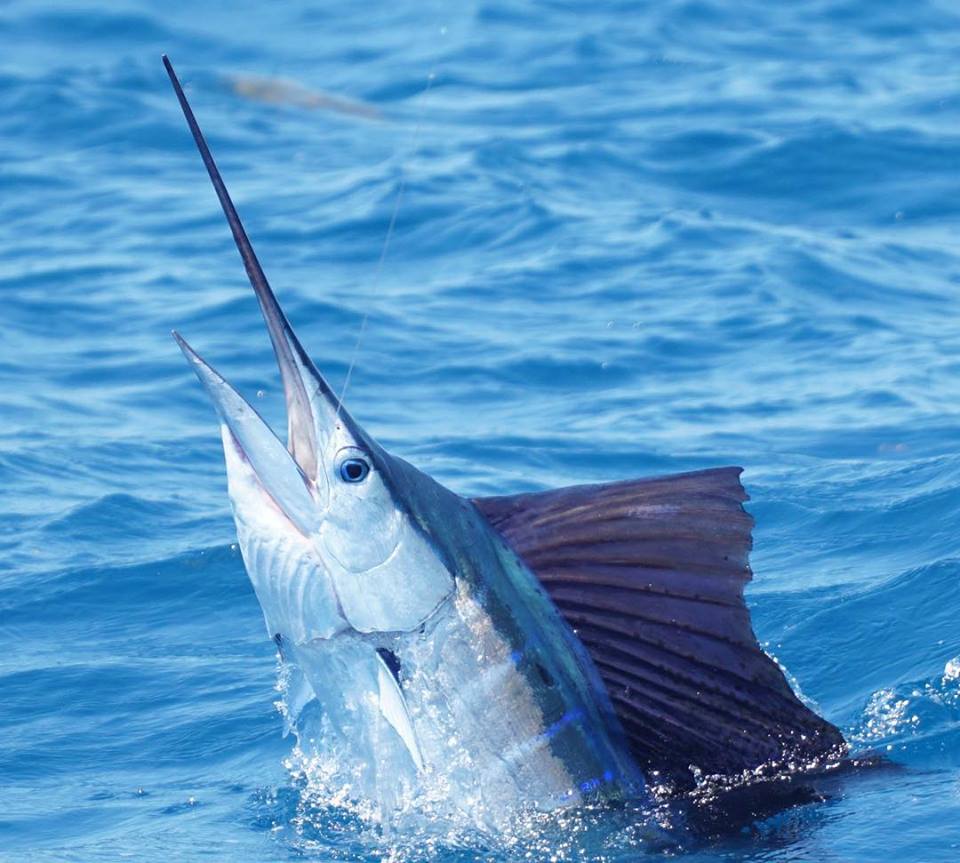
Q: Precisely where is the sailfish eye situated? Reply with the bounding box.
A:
[339,457,370,483]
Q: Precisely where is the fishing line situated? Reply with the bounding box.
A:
[335,69,437,418]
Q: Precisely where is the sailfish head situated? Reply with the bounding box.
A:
[163,57,456,649]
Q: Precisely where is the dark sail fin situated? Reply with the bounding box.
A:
[473,467,846,791]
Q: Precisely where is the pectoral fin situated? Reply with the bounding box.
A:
[281,662,317,737]
[474,467,847,791]
[375,651,424,771]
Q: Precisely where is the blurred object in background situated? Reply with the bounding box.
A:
[227,73,382,120]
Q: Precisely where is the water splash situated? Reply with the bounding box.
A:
[269,661,677,860]
[849,658,960,753]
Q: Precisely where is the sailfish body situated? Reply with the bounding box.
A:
[164,58,846,828]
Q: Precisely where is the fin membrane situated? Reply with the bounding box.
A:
[474,467,846,790]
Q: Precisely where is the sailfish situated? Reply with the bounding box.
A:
[163,56,846,829]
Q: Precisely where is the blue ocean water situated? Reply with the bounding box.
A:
[2,0,960,858]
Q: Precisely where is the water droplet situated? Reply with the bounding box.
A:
[895,211,904,221]
[945,657,960,680]
[256,389,265,399]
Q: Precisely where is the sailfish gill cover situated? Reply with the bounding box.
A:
[2,1,960,861]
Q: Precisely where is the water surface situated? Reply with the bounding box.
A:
[2,1,960,859]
